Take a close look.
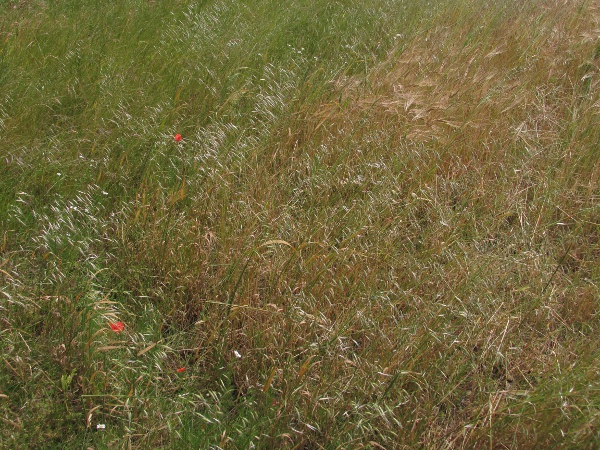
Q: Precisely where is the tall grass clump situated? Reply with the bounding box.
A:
[1,0,598,448]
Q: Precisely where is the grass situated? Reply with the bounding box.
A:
[0,0,598,448]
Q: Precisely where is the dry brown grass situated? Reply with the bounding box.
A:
[337,0,599,148]
[260,0,600,446]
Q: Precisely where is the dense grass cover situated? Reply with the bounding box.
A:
[1,0,598,448]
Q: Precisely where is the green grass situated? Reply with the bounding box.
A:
[1,0,598,448]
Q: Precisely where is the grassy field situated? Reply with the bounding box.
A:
[1,0,599,448]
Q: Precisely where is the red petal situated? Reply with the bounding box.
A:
[109,322,125,332]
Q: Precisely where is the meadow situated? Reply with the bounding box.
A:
[0,0,599,448]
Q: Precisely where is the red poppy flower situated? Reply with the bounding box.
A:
[109,322,125,332]
[174,134,182,142]
[176,367,186,373]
